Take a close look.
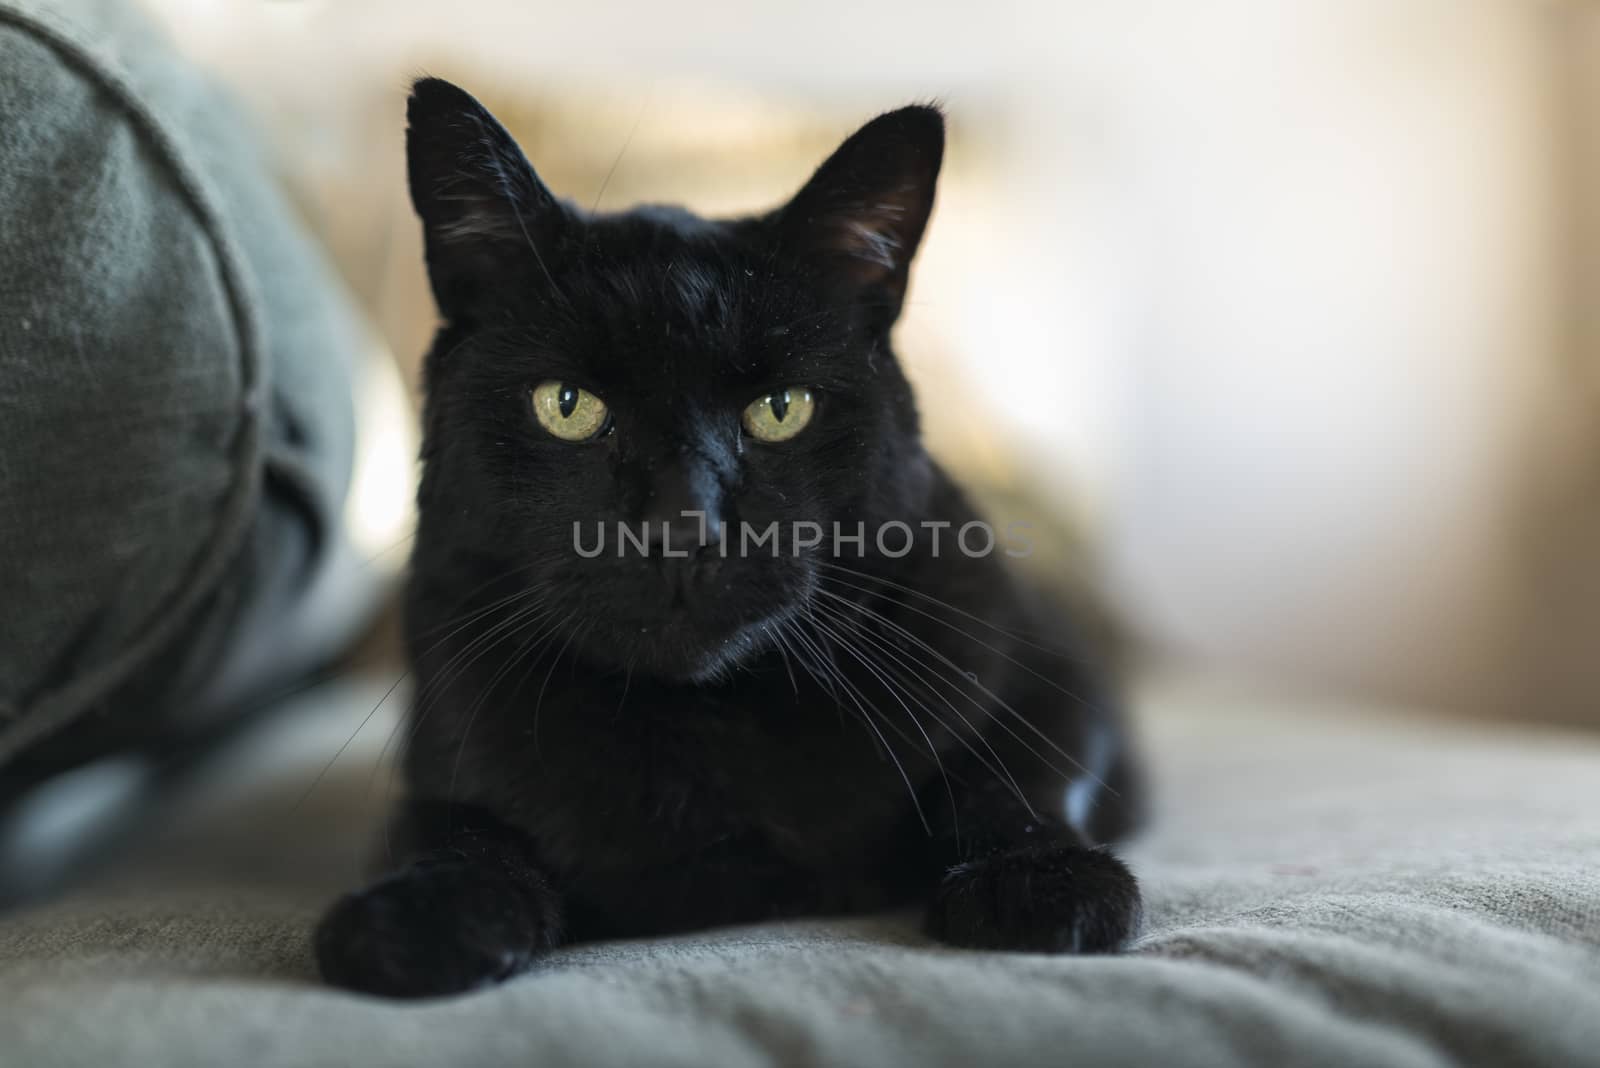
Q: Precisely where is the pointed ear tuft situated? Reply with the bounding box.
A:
[406,77,565,317]
[778,105,944,321]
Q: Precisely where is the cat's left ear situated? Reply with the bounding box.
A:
[777,105,944,322]
[406,77,567,320]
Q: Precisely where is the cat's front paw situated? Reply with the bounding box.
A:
[314,858,561,998]
[925,843,1141,954]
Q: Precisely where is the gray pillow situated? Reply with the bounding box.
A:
[0,0,370,776]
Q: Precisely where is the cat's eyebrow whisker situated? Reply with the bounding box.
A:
[783,613,930,834]
[805,605,958,832]
[424,329,488,370]
[813,587,1117,799]
[813,560,1091,662]
[503,194,572,311]
[756,299,933,342]
[812,599,1037,820]
[590,102,646,215]
[815,568,1103,713]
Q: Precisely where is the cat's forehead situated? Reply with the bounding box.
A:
[578,207,755,312]
[554,210,835,386]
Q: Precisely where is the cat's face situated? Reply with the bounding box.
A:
[406,79,943,682]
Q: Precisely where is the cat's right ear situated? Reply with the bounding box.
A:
[406,77,566,319]
[774,105,943,328]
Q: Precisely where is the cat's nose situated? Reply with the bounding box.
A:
[641,461,723,555]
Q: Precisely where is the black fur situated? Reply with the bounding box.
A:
[315,78,1144,998]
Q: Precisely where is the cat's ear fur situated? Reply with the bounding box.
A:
[777,105,944,324]
[406,77,565,319]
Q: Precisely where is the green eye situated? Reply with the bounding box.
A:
[532,381,610,442]
[741,387,815,443]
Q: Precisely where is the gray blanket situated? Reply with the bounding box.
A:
[0,0,366,776]
[0,681,1595,1066]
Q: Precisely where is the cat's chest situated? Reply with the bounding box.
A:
[487,680,917,871]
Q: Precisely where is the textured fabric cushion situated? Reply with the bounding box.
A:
[0,0,363,768]
[0,681,1594,1067]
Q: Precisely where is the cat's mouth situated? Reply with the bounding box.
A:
[576,576,813,683]
[554,548,817,682]
[576,611,780,683]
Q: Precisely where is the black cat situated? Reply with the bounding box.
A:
[315,78,1144,998]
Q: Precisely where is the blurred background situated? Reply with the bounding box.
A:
[141,0,1600,724]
